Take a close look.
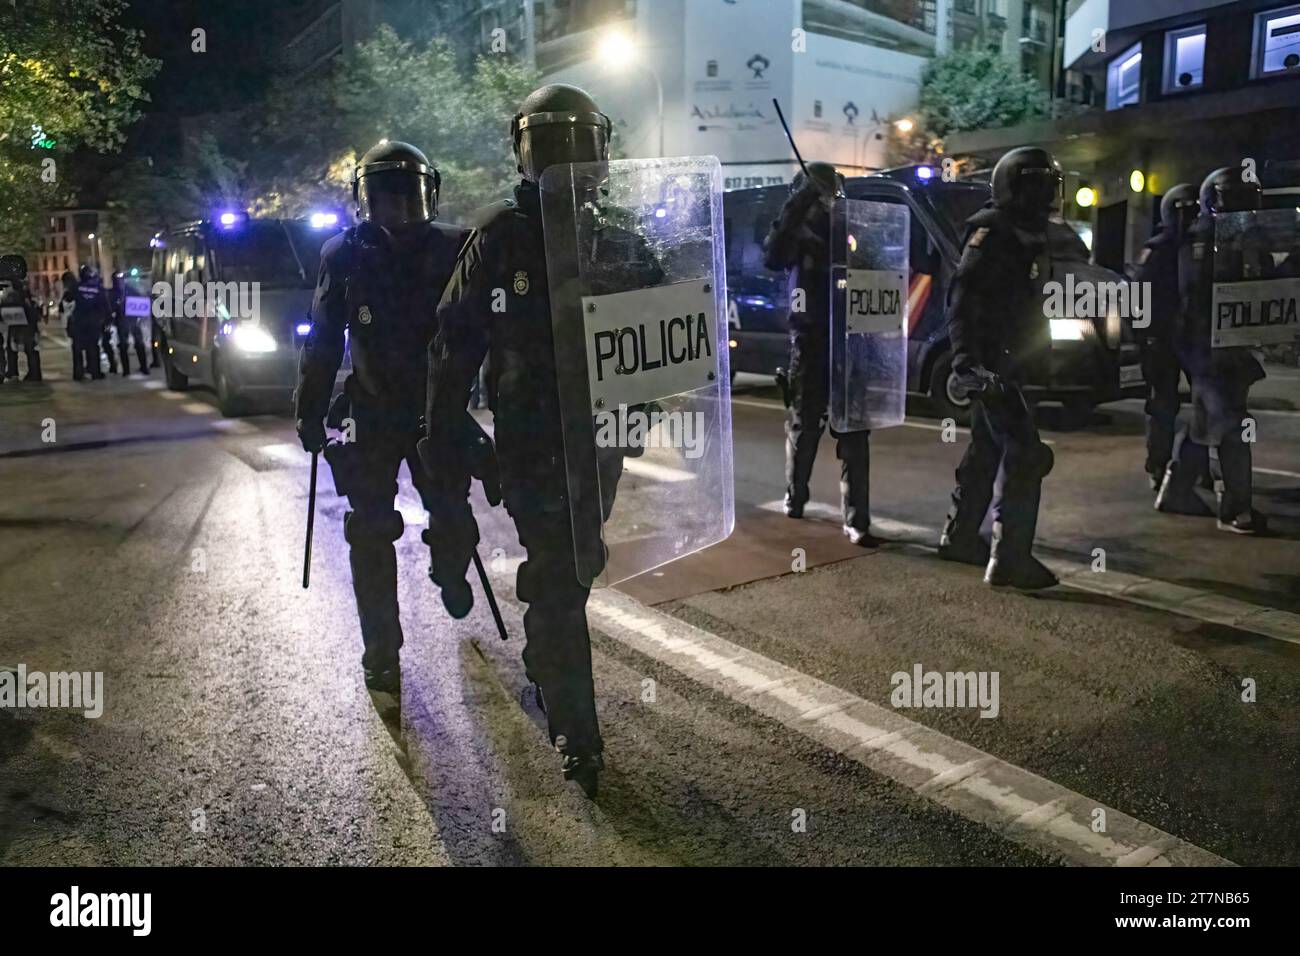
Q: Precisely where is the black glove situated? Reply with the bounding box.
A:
[423,502,479,619]
[297,418,327,453]
[951,365,1004,402]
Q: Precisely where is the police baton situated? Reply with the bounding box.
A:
[302,450,318,589]
[772,98,812,182]
[471,548,508,641]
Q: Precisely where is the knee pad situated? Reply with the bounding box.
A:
[343,509,403,546]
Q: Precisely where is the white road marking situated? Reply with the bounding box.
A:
[141,380,167,390]
[1253,466,1300,480]
[179,402,214,415]
[157,391,186,400]
[760,500,1300,646]
[581,585,1229,867]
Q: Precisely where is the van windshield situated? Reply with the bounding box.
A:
[209,221,329,288]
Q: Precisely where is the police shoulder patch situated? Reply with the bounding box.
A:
[967,227,990,249]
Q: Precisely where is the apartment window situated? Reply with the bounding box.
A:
[1254,5,1300,77]
[1164,24,1206,92]
[1106,43,1143,109]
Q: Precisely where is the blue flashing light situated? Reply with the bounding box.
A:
[916,165,936,182]
[295,322,312,336]
[309,211,339,229]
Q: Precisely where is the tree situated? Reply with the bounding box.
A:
[245,26,541,223]
[917,50,1047,142]
[0,0,158,250]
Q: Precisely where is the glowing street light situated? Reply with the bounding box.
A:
[1075,186,1098,208]
[594,29,665,157]
[895,118,915,134]
[1129,169,1146,193]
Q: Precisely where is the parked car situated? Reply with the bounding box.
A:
[723,166,1144,424]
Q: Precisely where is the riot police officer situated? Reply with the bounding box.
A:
[1,276,41,382]
[1132,183,1199,492]
[764,162,875,546]
[70,265,108,381]
[936,146,1059,590]
[1155,167,1268,533]
[295,141,471,692]
[426,84,640,797]
[108,272,149,376]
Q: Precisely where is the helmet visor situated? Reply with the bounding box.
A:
[516,112,610,182]
[1017,167,1064,214]
[357,168,435,227]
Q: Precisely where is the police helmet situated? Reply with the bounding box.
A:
[352,140,440,228]
[511,84,612,184]
[1159,183,1199,235]
[795,161,846,200]
[1199,166,1261,216]
[991,146,1063,220]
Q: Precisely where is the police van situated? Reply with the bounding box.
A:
[150,214,341,415]
[724,166,1144,425]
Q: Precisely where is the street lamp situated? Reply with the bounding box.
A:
[595,29,665,158]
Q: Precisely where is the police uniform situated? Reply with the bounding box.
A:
[1160,216,1267,524]
[1,284,41,382]
[427,178,662,765]
[1131,231,1188,484]
[70,277,109,380]
[108,279,149,376]
[763,179,871,537]
[941,204,1055,574]
[296,219,470,674]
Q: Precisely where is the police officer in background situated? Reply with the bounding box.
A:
[426,83,649,797]
[296,141,471,692]
[765,161,875,546]
[1131,183,1199,493]
[108,272,150,376]
[936,146,1060,590]
[70,265,108,381]
[1155,167,1268,533]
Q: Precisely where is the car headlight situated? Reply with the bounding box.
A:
[229,323,277,353]
[1049,318,1089,342]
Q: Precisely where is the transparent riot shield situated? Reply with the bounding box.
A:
[829,199,909,432]
[540,157,734,588]
[1211,208,1300,348]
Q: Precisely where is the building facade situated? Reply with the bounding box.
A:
[26,211,116,307]
[949,0,1300,271]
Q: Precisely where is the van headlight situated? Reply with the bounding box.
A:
[230,324,277,353]
[1049,318,1089,342]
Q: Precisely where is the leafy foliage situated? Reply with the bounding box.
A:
[244,26,540,224]
[918,50,1047,140]
[0,0,158,249]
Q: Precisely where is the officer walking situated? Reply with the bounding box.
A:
[1131,183,1199,493]
[70,265,108,381]
[765,162,875,546]
[936,146,1060,590]
[425,84,637,797]
[295,141,471,692]
[1155,167,1268,533]
[108,272,150,376]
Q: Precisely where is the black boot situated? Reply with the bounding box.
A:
[556,736,603,799]
[119,344,131,376]
[1154,461,1213,516]
[983,489,1056,590]
[837,431,876,546]
[938,516,990,566]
